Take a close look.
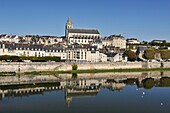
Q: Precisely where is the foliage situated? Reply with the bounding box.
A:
[72,63,78,70]
[0,72,16,76]
[0,55,12,61]
[159,50,170,59]
[0,55,61,62]
[144,48,155,59]
[142,78,155,89]
[124,50,136,61]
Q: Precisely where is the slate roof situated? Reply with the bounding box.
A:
[105,53,117,57]
[136,46,147,55]
[68,28,99,34]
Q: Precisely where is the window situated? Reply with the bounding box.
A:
[27,51,29,56]
[35,52,37,57]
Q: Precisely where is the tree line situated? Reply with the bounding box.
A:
[0,55,61,62]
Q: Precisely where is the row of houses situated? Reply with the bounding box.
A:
[0,34,64,45]
[0,42,127,62]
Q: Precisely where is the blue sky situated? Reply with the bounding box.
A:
[0,0,170,42]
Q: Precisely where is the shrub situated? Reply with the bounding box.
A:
[124,50,136,61]
[159,50,170,60]
[72,63,78,70]
[144,48,155,59]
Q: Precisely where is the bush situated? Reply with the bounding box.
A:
[159,50,170,60]
[144,48,155,59]
[72,63,78,70]
[124,50,136,61]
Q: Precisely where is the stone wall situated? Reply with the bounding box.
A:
[0,62,170,72]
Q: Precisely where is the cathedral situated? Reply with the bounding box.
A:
[65,17,101,45]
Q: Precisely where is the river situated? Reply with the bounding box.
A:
[0,72,170,113]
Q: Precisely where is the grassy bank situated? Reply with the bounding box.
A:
[0,72,16,76]
[20,68,170,75]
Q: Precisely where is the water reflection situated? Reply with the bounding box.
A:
[0,72,170,108]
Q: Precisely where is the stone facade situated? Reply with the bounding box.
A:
[0,62,169,72]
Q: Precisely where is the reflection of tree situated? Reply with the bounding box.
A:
[123,78,138,85]
[142,78,155,89]
[159,77,170,87]
[72,73,77,79]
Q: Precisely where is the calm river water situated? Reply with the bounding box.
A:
[0,72,170,113]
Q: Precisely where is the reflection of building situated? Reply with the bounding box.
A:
[0,85,63,100]
[1,74,169,108]
[65,79,101,108]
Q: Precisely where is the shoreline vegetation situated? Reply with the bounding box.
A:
[1,68,170,76]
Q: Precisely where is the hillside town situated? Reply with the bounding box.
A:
[0,17,170,62]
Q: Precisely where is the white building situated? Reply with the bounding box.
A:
[102,35,126,49]
[126,38,140,44]
[66,45,107,62]
[65,17,101,45]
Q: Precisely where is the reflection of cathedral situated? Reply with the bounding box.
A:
[65,17,101,45]
[1,74,169,108]
[64,79,101,108]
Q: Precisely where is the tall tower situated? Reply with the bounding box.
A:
[65,16,73,38]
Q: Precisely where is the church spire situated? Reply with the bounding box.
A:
[66,16,73,28]
[65,16,73,38]
[67,16,72,24]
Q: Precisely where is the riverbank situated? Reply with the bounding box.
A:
[22,68,170,75]
[0,62,170,73]
[1,67,170,76]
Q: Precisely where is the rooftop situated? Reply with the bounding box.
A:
[68,28,100,34]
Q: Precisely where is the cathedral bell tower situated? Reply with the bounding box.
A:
[65,16,73,38]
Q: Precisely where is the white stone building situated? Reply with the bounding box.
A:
[102,35,126,49]
[65,17,101,45]
[126,38,140,44]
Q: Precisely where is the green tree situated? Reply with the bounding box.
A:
[144,48,155,59]
[159,50,170,60]
[72,63,78,70]
[124,50,136,61]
